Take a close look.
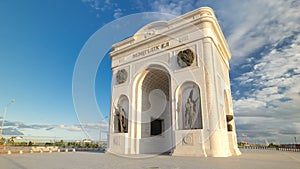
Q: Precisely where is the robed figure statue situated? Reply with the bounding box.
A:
[185,86,199,129]
[115,104,127,133]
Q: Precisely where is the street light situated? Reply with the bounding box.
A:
[0,99,15,138]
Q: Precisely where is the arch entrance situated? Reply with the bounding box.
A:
[135,67,173,154]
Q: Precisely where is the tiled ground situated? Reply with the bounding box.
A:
[0,149,299,169]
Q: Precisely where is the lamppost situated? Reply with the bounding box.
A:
[0,99,15,138]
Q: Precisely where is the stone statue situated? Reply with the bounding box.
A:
[116,69,128,84]
[177,49,195,68]
[185,87,199,129]
[115,104,127,133]
[226,115,234,132]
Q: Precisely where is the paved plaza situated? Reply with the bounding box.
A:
[0,149,299,169]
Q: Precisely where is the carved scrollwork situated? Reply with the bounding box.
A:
[144,29,156,38]
[177,49,195,68]
[116,69,128,84]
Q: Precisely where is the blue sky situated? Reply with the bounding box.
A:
[0,0,299,143]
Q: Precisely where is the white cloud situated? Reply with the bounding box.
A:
[79,122,108,130]
[222,0,300,65]
[82,0,101,10]
[82,0,117,13]
[59,125,83,132]
[0,118,97,135]
[214,0,300,143]
[234,98,266,114]
[233,32,300,142]
[113,8,123,19]
[2,128,24,135]
[149,0,204,16]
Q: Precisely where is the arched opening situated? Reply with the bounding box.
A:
[136,67,173,154]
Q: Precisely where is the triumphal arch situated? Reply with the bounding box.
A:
[107,7,241,157]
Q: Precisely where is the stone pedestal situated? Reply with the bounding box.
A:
[107,133,129,155]
[172,130,207,157]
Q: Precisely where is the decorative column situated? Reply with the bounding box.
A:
[203,38,229,157]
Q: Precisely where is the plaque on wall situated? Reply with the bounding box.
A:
[177,49,195,68]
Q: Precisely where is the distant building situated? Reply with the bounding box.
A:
[83,139,92,143]
[280,144,300,149]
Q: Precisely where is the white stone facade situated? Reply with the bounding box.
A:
[107,7,241,157]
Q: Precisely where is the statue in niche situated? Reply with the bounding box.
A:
[185,86,199,129]
[115,104,127,133]
[116,69,127,84]
[177,49,195,68]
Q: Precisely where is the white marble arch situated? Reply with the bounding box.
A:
[108,7,241,157]
[175,81,202,130]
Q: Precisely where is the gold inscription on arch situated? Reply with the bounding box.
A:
[132,41,170,58]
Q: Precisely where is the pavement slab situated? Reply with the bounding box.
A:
[0,149,299,169]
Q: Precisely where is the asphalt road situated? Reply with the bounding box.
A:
[0,149,299,169]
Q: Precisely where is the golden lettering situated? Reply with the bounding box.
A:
[132,42,170,58]
[161,42,170,49]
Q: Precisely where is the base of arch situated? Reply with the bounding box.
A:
[171,130,207,157]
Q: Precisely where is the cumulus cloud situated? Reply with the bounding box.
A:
[232,31,300,142]
[222,0,300,65]
[144,0,300,64]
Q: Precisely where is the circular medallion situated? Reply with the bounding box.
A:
[116,69,128,84]
[183,134,193,145]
